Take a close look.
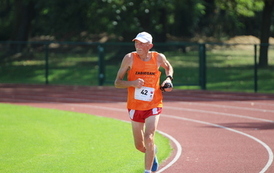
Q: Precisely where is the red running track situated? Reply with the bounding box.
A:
[1,84,274,173]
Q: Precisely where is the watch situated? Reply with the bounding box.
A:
[166,75,173,81]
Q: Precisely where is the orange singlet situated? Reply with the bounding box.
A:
[127,51,163,110]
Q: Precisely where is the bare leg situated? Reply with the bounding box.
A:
[144,115,160,171]
[131,121,146,153]
[131,115,160,171]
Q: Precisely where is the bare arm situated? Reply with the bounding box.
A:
[158,53,174,91]
[114,53,144,88]
[158,53,173,77]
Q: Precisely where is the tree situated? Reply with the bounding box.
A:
[170,0,206,38]
[0,0,13,40]
[11,0,35,42]
[102,0,173,42]
[258,0,274,67]
[215,0,274,67]
[0,0,272,49]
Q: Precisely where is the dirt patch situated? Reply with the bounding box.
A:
[213,35,274,50]
[225,35,259,44]
[225,35,274,44]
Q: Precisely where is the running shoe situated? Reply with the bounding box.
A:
[151,156,158,172]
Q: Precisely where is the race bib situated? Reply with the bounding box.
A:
[134,87,155,101]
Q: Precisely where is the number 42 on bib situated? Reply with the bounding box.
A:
[134,86,155,101]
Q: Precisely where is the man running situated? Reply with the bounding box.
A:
[114,31,174,173]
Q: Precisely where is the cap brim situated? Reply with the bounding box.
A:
[132,38,149,43]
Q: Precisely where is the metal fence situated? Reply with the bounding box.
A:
[0,41,273,93]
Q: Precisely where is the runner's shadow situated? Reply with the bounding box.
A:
[213,122,274,130]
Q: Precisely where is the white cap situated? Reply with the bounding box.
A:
[132,32,153,43]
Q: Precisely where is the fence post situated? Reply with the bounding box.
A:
[97,44,105,86]
[254,45,258,93]
[45,43,49,84]
[199,43,206,90]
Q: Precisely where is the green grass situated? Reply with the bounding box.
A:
[0,104,172,173]
[168,48,274,93]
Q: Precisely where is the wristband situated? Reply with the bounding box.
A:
[166,75,173,81]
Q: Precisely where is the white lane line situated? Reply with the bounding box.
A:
[165,93,274,103]
[2,97,273,123]
[157,131,182,173]
[165,106,274,123]
[175,102,274,113]
[60,103,273,123]
[98,118,182,173]
[68,103,272,122]
[161,114,274,173]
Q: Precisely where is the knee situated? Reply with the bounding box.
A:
[144,133,154,146]
[135,143,146,153]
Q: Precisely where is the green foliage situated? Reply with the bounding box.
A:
[0,0,270,41]
[216,0,264,17]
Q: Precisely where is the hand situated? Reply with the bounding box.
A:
[132,78,144,88]
[161,79,173,92]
